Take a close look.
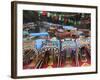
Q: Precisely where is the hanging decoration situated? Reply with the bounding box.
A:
[59,15,61,21]
[42,11,47,16]
[47,12,51,17]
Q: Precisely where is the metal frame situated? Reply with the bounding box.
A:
[11,1,98,78]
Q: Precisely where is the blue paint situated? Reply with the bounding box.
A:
[35,39,46,49]
[63,26,76,30]
[30,32,49,36]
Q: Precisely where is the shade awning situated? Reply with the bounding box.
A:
[30,32,49,36]
[63,26,77,30]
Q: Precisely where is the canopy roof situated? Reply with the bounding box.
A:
[30,32,49,36]
[63,26,77,30]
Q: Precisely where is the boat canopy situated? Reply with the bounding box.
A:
[63,26,77,30]
[30,32,49,36]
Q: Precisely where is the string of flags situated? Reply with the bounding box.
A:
[32,11,90,25]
